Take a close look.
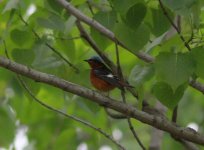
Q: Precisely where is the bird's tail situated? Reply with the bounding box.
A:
[118,81,134,89]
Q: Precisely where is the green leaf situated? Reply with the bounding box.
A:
[37,14,65,31]
[125,3,147,30]
[44,0,63,14]
[114,23,150,52]
[12,48,35,65]
[159,35,183,52]
[90,11,116,50]
[129,64,154,88]
[54,36,76,61]
[154,52,195,90]
[148,8,172,36]
[93,11,117,30]
[90,29,112,50]
[76,97,101,113]
[0,105,15,147]
[71,0,86,5]
[161,0,196,15]
[111,0,137,15]
[10,28,33,48]
[191,47,204,79]
[53,129,77,150]
[152,82,187,109]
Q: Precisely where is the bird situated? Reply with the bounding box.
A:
[84,56,132,92]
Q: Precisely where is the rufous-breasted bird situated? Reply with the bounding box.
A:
[84,56,132,92]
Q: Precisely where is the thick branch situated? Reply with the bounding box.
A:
[0,56,204,145]
[56,0,204,97]
[19,77,125,150]
[149,102,166,150]
[189,79,204,94]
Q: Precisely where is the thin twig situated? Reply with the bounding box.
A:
[46,35,81,41]
[158,0,191,51]
[122,90,146,150]
[3,40,9,58]
[18,77,126,150]
[3,38,201,148]
[86,0,94,16]
[76,20,138,99]
[115,43,146,150]
[76,20,116,72]
[3,38,125,149]
[18,13,79,73]
[57,0,204,96]
[57,0,154,63]
[172,105,178,123]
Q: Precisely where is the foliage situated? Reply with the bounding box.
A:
[1,0,204,149]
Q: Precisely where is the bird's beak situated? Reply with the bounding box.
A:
[84,59,89,62]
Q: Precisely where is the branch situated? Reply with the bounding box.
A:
[56,0,154,63]
[57,0,204,97]
[18,13,79,73]
[189,79,204,94]
[76,20,116,73]
[149,102,166,150]
[3,38,125,150]
[158,0,191,51]
[76,20,138,99]
[1,57,204,145]
[18,76,125,150]
[56,0,204,97]
[115,43,146,149]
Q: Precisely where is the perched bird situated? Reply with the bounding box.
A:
[84,56,132,92]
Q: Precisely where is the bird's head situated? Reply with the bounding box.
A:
[84,56,105,68]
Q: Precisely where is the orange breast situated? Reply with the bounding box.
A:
[90,71,115,92]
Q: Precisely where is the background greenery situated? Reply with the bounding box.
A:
[1,0,204,149]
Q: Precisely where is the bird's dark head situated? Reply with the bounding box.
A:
[84,56,105,68]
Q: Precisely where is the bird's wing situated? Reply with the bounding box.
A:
[93,68,123,90]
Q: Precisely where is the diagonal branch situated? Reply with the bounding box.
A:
[115,43,146,149]
[18,13,79,73]
[75,20,116,72]
[158,0,191,51]
[189,79,204,94]
[18,77,125,150]
[76,20,138,98]
[56,0,154,63]
[1,56,204,145]
[56,0,204,97]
